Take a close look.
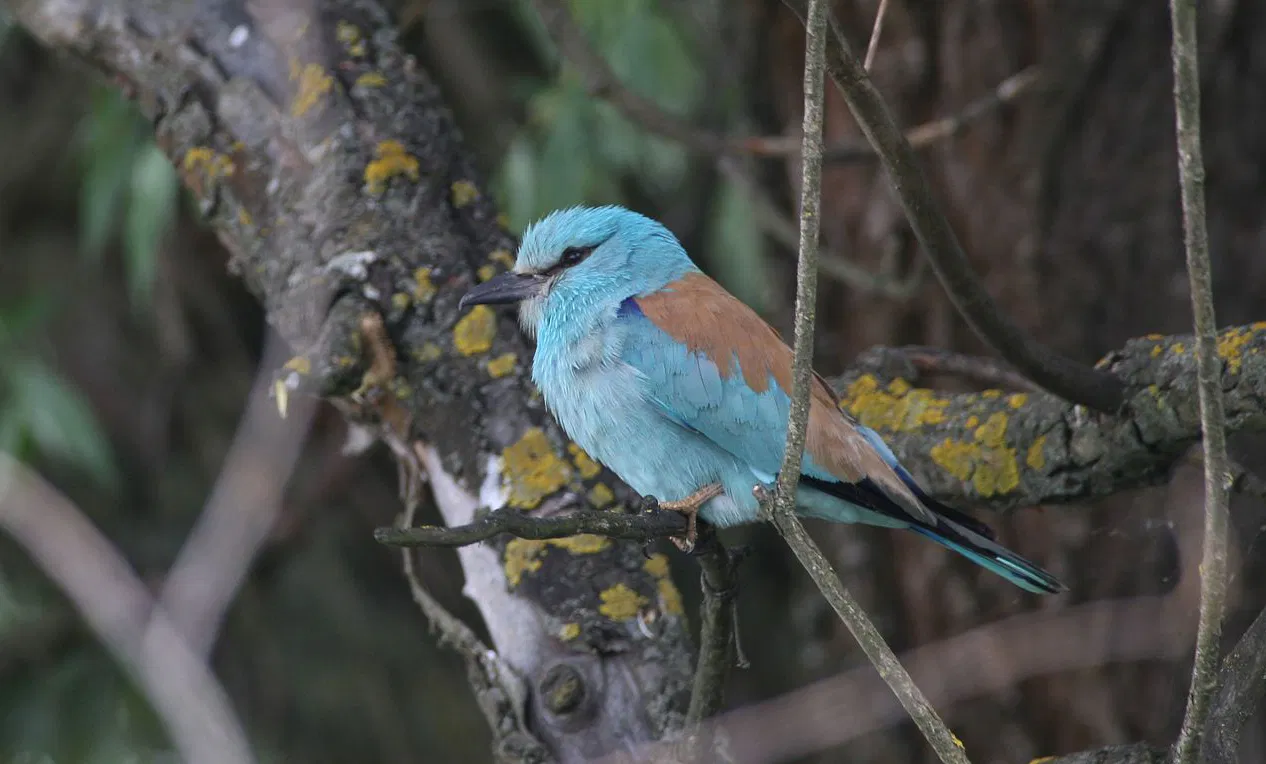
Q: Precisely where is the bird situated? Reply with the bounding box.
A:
[460,205,1065,595]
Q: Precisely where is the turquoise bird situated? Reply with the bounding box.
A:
[460,206,1064,594]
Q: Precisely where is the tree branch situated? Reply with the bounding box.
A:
[0,456,253,764]
[1200,601,1266,764]
[4,0,695,758]
[781,0,1126,413]
[375,506,687,547]
[768,3,968,763]
[1169,0,1232,760]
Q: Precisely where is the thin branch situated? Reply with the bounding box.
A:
[863,0,893,72]
[1170,0,1233,760]
[769,2,968,762]
[850,344,1043,392]
[394,444,551,760]
[0,456,253,764]
[781,0,1126,413]
[374,505,688,548]
[153,332,316,659]
[1201,601,1266,764]
[687,538,744,725]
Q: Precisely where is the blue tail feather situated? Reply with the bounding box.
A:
[911,521,1066,595]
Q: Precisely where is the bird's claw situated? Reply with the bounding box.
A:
[648,483,724,553]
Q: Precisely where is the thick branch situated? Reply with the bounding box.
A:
[1201,602,1266,763]
[833,324,1266,511]
[1170,0,1232,760]
[781,0,1127,413]
[4,0,694,759]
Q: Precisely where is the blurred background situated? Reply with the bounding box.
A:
[2,0,1265,762]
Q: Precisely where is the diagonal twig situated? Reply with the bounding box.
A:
[765,2,969,763]
[863,0,893,72]
[781,0,1126,413]
[1169,0,1233,761]
[1200,601,1266,764]
[0,456,253,764]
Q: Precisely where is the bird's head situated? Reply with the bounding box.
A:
[459,205,695,338]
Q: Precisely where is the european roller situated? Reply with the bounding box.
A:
[460,205,1065,594]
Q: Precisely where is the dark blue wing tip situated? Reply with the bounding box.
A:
[618,297,644,318]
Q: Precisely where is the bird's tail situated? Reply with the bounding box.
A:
[910,511,1066,595]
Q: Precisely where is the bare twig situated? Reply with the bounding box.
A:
[863,0,892,72]
[392,448,549,761]
[1169,0,1233,760]
[687,538,745,725]
[850,344,1043,392]
[768,2,968,763]
[374,505,687,547]
[0,456,253,764]
[781,0,1126,413]
[1201,602,1266,764]
[154,332,316,658]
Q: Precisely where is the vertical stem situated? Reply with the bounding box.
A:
[767,2,970,763]
[1169,1,1232,762]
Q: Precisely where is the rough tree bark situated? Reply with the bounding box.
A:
[6,1,1265,762]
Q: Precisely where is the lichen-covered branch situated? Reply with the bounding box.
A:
[833,324,1266,511]
[4,0,693,759]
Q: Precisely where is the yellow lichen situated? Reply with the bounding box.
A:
[965,416,979,429]
[1007,393,1028,409]
[598,584,648,621]
[454,305,496,356]
[391,292,411,312]
[841,374,949,432]
[504,538,545,586]
[355,72,388,88]
[1144,333,1164,340]
[501,428,571,508]
[503,534,609,587]
[413,267,436,302]
[1173,342,1186,354]
[336,21,366,57]
[568,444,602,479]
[283,355,311,375]
[1030,758,1057,764]
[1151,345,1163,357]
[451,180,479,208]
[930,412,1020,496]
[291,63,332,116]
[413,343,442,362]
[657,578,684,616]
[951,733,965,750]
[974,413,1009,448]
[1217,327,1252,374]
[559,623,581,641]
[486,352,517,379]
[489,249,516,268]
[1253,321,1266,331]
[364,140,420,195]
[551,534,611,554]
[1026,435,1047,470]
[587,482,615,509]
[182,147,235,179]
[237,208,253,227]
[477,264,497,282]
[981,389,1002,399]
[643,554,671,579]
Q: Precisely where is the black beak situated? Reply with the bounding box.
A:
[459,272,546,311]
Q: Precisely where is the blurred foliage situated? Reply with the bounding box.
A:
[76,86,179,309]
[0,295,116,489]
[492,0,772,309]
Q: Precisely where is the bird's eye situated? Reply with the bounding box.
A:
[559,246,594,268]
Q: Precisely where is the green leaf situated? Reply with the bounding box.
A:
[0,293,58,347]
[77,89,143,263]
[705,181,770,312]
[2,360,117,489]
[123,143,178,307]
